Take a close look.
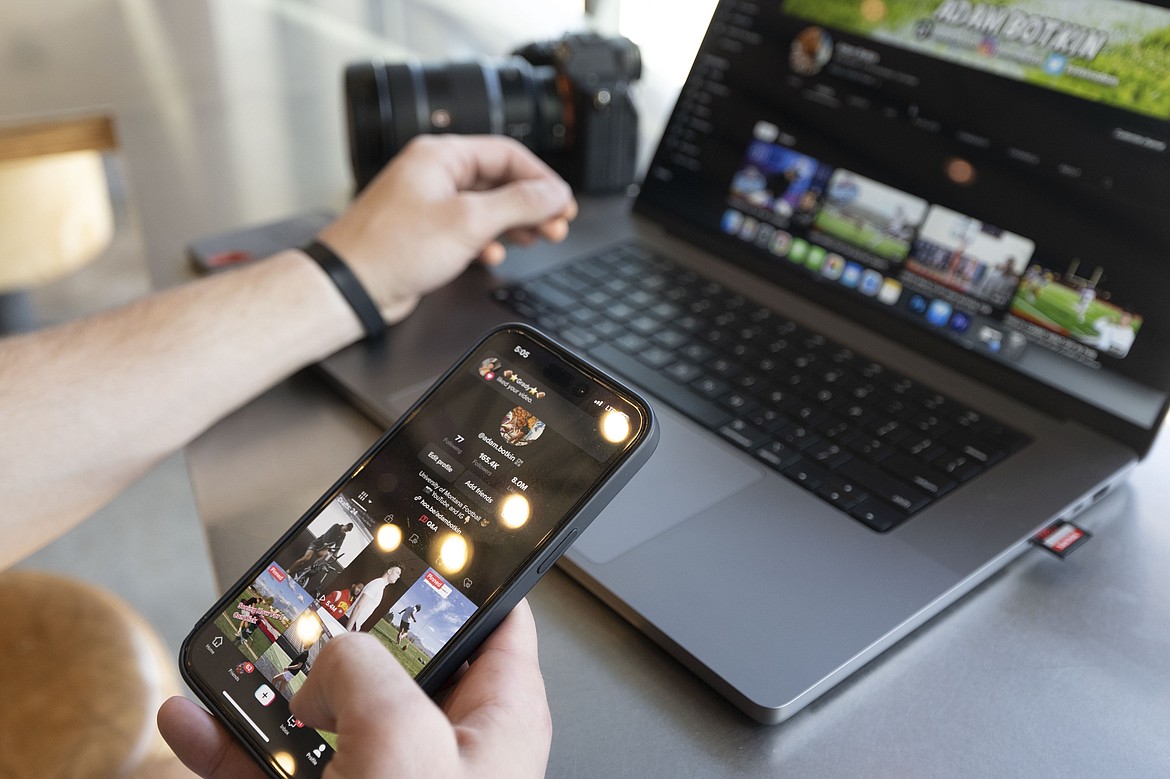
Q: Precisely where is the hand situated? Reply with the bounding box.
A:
[318,135,578,323]
[158,600,551,778]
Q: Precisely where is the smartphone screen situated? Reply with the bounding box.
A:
[180,324,655,778]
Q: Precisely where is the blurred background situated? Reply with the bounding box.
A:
[2,0,715,658]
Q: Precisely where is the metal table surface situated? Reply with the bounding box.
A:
[187,368,1170,778]
[6,2,1169,776]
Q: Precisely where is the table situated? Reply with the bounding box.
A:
[188,369,1170,778]
[9,2,1168,775]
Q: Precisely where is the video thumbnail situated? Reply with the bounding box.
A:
[326,543,428,633]
[728,140,832,226]
[1010,262,1142,358]
[274,494,377,599]
[905,205,1034,309]
[254,604,345,701]
[367,569,479,679]
[813,169,928,263]
[214,563,310,663]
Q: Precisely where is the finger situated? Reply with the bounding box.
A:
[479,241,507,265]
[440,135,565,191]
[500,229,538,249]
[540,214,573,243]
[478,215,571,264]
[157,696,268,779]
[290,633,457,771]
[467,176,575,236]
[500,216,573,247]
[483,211,574,264]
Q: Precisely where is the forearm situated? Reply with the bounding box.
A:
[0,250,361,568]
[1,136,577,571]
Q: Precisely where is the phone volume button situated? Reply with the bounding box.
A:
[537,529,580,575]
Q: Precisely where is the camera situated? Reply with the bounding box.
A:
[344,31,642,194]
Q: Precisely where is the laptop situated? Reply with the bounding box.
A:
[313,1,1170,723]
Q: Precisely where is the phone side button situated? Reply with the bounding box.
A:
[537,529,580,575]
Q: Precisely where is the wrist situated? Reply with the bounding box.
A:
[300,239,386,339]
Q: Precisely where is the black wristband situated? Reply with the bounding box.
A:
[301,239,386,339]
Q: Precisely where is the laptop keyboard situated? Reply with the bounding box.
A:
[493,242,1030,532]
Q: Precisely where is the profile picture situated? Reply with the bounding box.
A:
[500,406,545,446]
[790,26,833,76]
[478,357,501,380]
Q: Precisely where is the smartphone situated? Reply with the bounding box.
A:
[179,323,658,778]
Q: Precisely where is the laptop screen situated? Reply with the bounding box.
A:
[637,0,1170,441]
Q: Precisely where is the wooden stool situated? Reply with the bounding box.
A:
[0,115,116,332]
[0,570,192,778]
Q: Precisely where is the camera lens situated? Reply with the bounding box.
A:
[345,58,568,191]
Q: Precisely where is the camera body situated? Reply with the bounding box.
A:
[345,31,641,194]
[513,32,641,193]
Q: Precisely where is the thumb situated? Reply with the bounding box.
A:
[290,633,458,775]
[157,696,268,779]
[460,177,575,240]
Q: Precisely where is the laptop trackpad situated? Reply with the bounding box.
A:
[574,405,763,564]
